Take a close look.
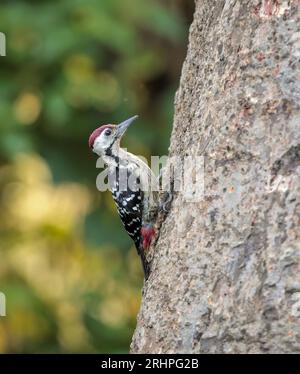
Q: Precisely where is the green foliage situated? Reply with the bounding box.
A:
[0,0,191,353]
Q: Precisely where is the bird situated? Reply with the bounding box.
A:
[88,115,159,279]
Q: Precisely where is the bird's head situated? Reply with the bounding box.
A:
[88,115,138,156]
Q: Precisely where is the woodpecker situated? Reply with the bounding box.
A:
[89,115,159,279]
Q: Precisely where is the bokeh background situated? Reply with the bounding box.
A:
[0,0,193,353]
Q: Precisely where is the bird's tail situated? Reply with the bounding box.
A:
[135,241,150,280]
[140,249,150,280]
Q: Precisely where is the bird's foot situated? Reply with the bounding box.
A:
[159,190,173,213]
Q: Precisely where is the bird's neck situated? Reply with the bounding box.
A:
[102,146,131,168]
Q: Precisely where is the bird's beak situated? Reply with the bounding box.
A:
[115,115,138,139]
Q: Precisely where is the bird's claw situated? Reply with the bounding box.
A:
[159,191,173,213]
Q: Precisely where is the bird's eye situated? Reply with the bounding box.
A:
[105,129,112,136]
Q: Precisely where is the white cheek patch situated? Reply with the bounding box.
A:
[94,132,112,152]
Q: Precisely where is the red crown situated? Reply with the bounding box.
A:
[88,125,114,148]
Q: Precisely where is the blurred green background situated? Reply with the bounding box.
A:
[0,0,193,353]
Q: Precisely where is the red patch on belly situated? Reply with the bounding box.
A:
[141,225,155,251]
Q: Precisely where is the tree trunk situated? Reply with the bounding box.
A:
[131,0,300,354]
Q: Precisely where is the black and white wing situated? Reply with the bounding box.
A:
[112,186,143,250]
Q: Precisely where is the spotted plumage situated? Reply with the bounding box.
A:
[110,168,143,249]
[89,116,158,279]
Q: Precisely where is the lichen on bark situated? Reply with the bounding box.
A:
[131,0,300,353]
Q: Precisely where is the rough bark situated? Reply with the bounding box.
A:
[131,0,300,354]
